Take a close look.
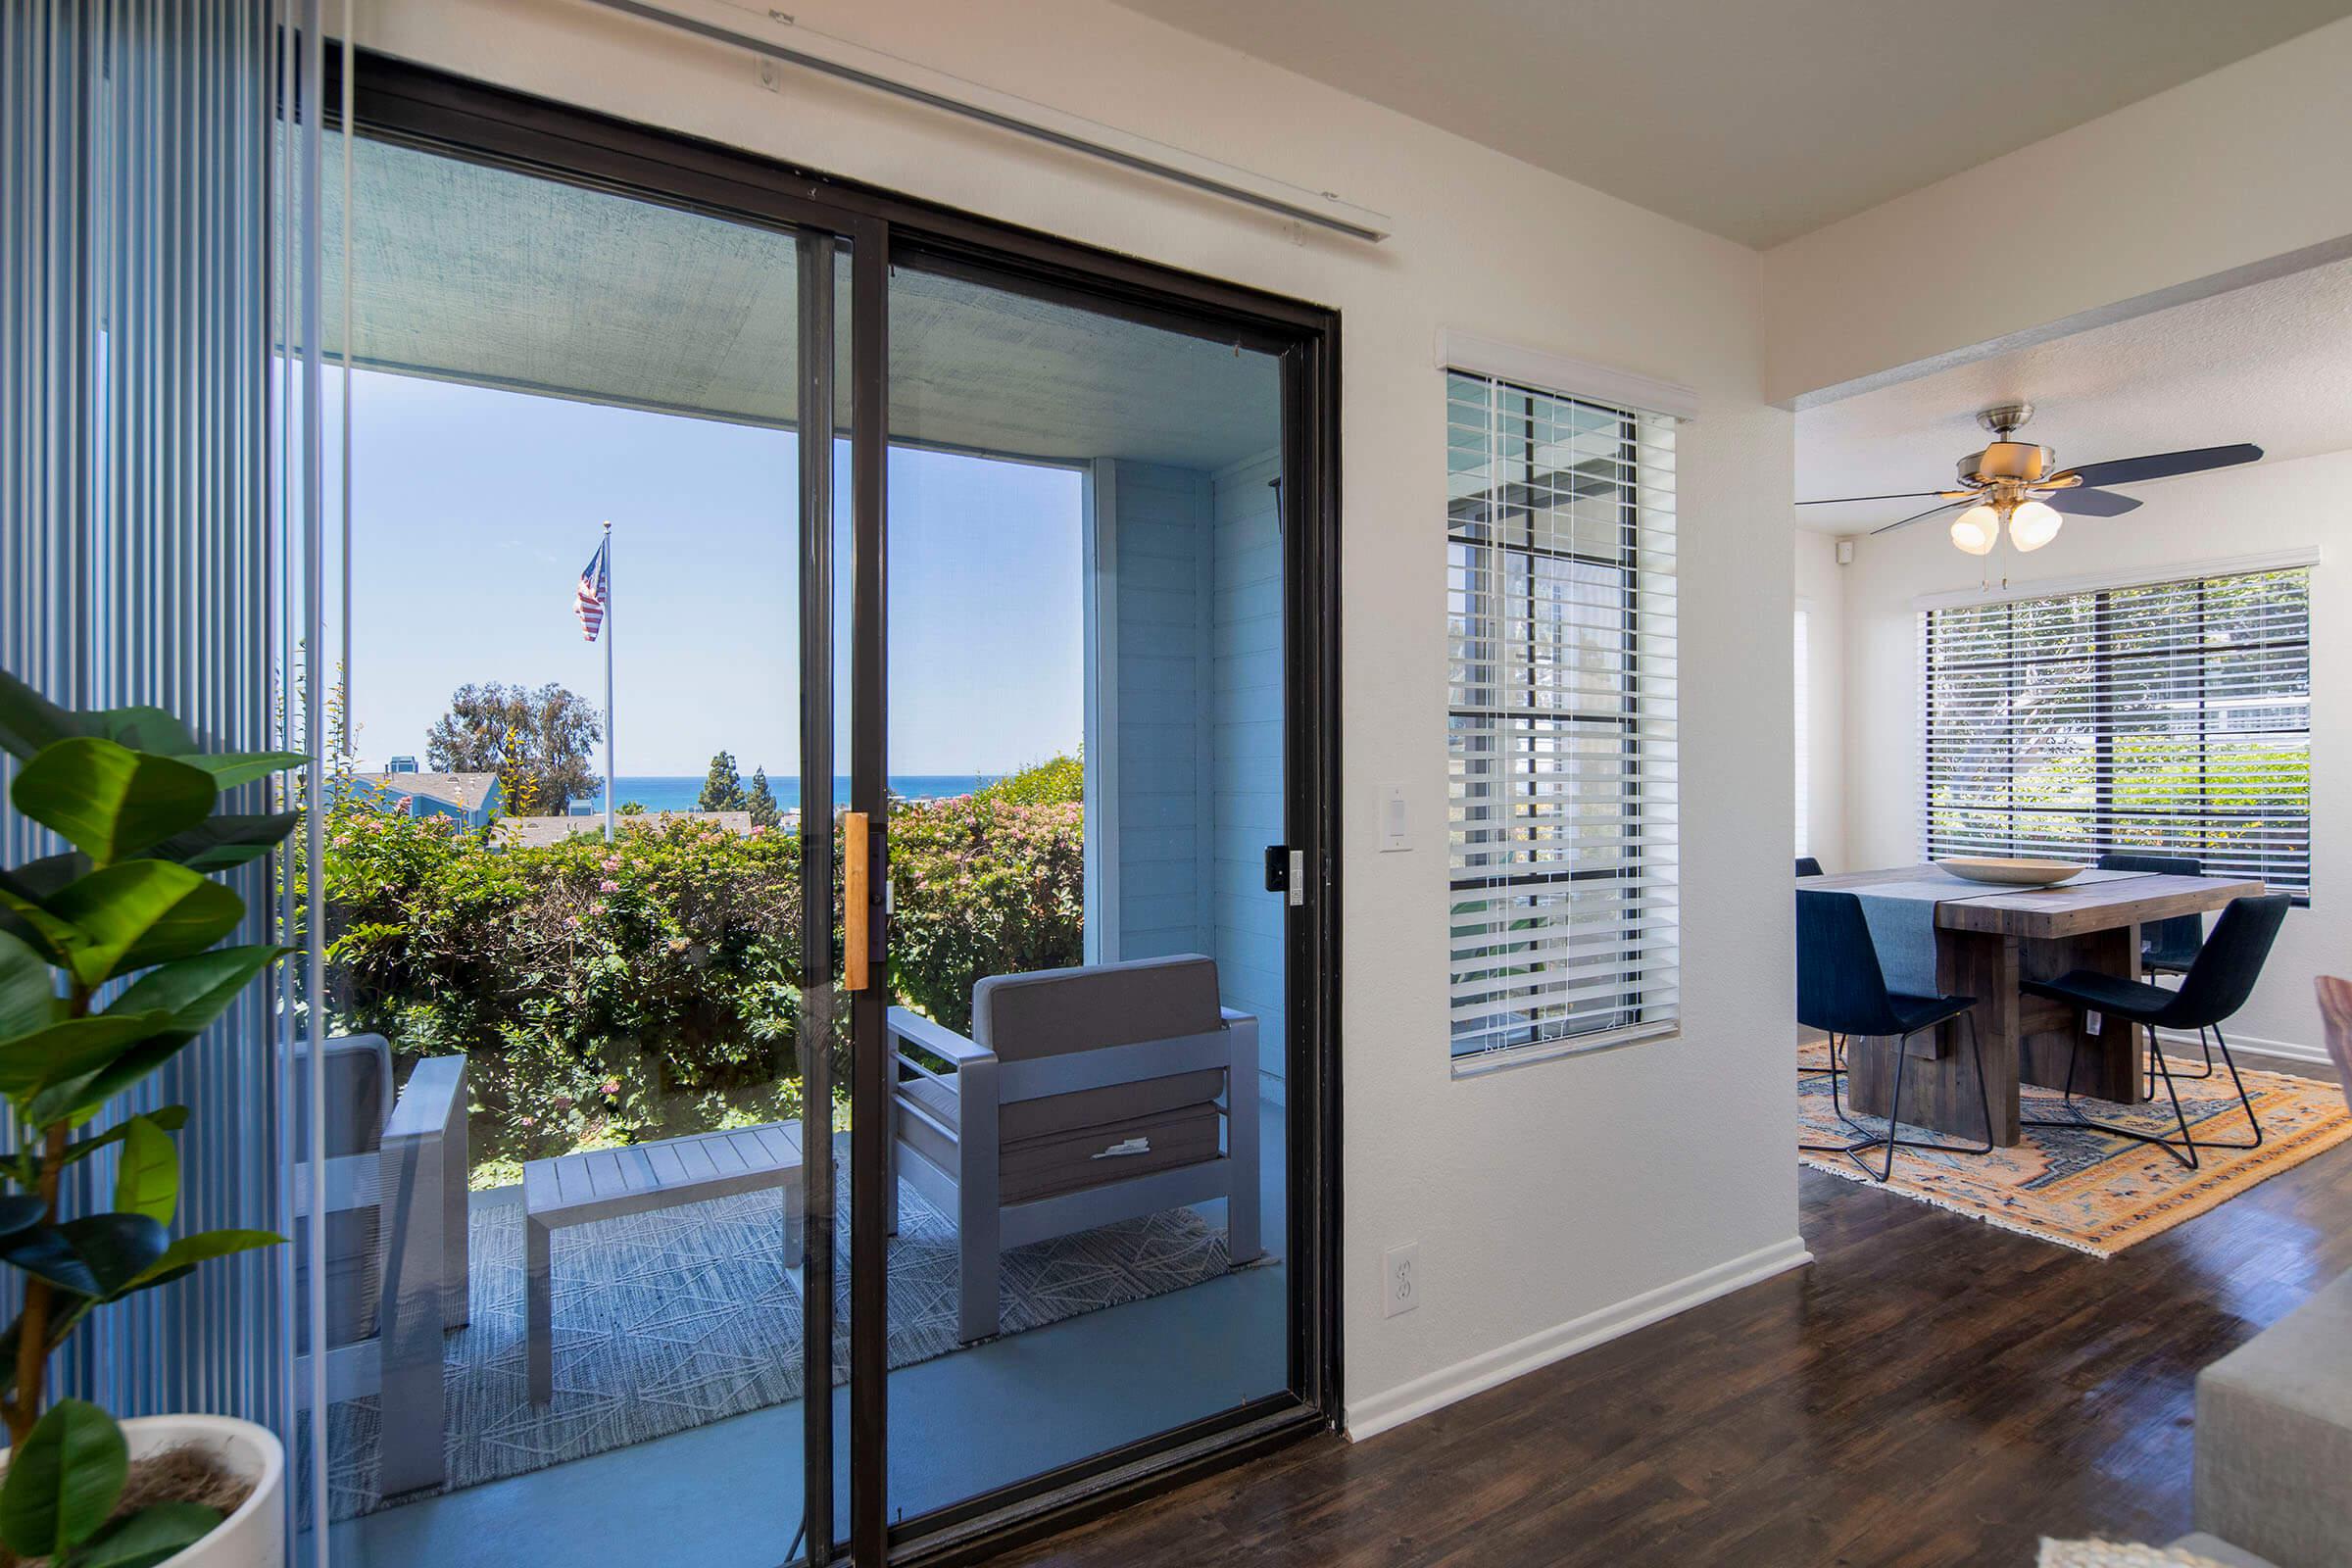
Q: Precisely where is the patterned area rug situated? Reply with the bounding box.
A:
[324,1171,1262,1519]
[1798,1039,2351,1256]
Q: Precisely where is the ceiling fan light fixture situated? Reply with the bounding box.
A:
[2008,498,2063,552]
[1949,503,1999,556]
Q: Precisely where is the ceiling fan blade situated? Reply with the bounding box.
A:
[2047,486,2141,517]
[2053,443,2263,489]
[1869,499,1966,536]
[1796,489,1950,506]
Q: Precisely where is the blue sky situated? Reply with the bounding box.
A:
[326,368,1083,776]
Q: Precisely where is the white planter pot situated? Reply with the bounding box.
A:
[0,1414,283,1568]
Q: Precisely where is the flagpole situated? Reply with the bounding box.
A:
[603,519,614,844]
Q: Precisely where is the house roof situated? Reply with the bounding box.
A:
[494,811,761,849]
[351,771,501,810]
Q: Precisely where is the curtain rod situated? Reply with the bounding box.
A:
[581,0,1393,242]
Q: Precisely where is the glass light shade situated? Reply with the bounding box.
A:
[1949,503,1999,556]
[2008,498,2063,552]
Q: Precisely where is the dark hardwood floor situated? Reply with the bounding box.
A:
[1002,1142,2352,1567]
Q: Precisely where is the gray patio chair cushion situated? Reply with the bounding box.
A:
[293,1037,393,1353]
[973,954,1222,1060]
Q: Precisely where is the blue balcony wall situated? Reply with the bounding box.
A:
[1099,455,1286,1087]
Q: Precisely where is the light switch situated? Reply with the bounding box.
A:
[1380,783,1410,853]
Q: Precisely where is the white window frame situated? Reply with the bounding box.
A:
[1443,341,1693,1076]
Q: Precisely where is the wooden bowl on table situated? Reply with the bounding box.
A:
[1934,857,2085,888]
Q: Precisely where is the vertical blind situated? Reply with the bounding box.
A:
[1921,566,2312,892]
[2,0,281,1429]
[1446,369,1680,1060]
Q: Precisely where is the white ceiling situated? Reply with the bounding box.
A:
[1110,0,2352,248]
[1793,257,2352,534]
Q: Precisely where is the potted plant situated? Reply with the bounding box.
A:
[0,669,305,1567]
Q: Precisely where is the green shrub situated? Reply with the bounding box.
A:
[973,751,1083,807]
[885,794,1084,1034]
[322,792,1083,1181]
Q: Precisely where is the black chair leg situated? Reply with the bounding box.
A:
[2026,1021,2198,1172]
[1805,1022,1997,1181]
[2173,1024,2264,1154]
[2143,1024,2218,1101]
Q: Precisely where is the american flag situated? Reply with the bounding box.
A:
[574,537,609,642]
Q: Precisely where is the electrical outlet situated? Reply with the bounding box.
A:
[1383,1242,1420,1318]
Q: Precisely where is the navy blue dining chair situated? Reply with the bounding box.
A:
[1796,889,1992,1182]
[2096,850,2215,1094]
[2020,893,2288,1171]
[1794,857,1823,878]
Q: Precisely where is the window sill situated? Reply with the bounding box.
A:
[1449,1019,1679,1079]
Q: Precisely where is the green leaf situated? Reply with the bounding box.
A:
[107,946,285,1046]
[0,1196,45,1238]
[0,929,61,1039]
[144,811,301,872]
[11,739,219,868]
[72,1500,222,1568]
[0,853,92,903]
[61,1214,170,1297]
[0,1398,127,1556]
[42,863,244,988]
[74,708,197,756]
[171,750,308,792]
[0,884,89,973]
[114,1228,281,1298]
[0,670,76,763]
[112,1118,176,1226]
[0,1014,172,1098]
[0,1226,100,1295]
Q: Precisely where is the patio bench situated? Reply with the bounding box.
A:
[523,1122,805,1404]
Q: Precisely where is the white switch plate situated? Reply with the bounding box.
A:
[1383,1242,1420,1317]
[1380,782,1410,853]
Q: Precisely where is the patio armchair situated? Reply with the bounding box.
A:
[885,955,1261,1344]
[292,1034,470,1496]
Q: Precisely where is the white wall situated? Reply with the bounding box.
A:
[1838,450,2350,1063]
[359,0,1801,1432]
[1761,16,2352,406]
[1794,529,1846,871]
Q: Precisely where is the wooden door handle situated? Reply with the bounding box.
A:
[844,809,869,992]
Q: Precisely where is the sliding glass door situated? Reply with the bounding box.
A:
[297,58,1335,1566]
[295,124,874,1568]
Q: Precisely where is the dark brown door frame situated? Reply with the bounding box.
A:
[327,50,1342,1568]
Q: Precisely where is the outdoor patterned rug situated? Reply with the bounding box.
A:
[323,1170,1263,1519]
[1797,1038,2351,1256]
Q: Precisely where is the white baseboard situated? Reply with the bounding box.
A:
[2155,1026,2337,1082]
[1343,1235,1813,1442]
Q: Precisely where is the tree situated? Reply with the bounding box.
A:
[697,750,748,812]
[425,682,601,814]
[745,766,781,828]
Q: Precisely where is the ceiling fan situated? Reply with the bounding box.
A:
[1799,404,2263,556]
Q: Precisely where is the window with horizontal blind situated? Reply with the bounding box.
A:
[1446,369,1680,1063]
[1921,565,2311,894]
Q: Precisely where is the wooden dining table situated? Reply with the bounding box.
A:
[1802,864,2264,1147]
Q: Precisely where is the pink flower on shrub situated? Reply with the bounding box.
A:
[601,1078,621,1097]
[517,1114,537,1127]
[600,878,620,893]
[566,915,582,929]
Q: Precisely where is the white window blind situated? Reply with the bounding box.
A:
[1446,368,1680,1062]
[1921,565,2311,893]
[1793,608,1810,859]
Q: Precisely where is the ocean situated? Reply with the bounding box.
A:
[575,774,992,814]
